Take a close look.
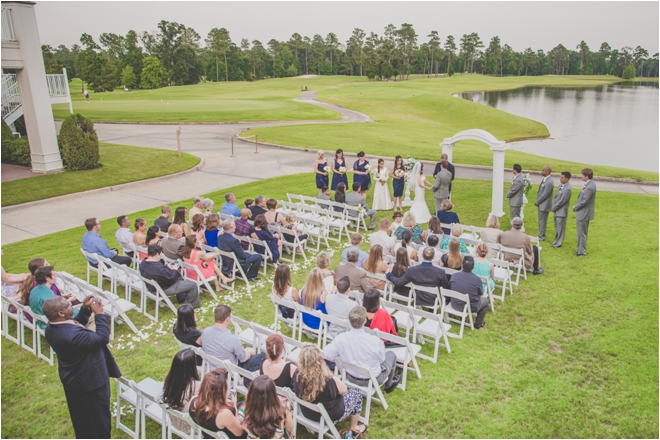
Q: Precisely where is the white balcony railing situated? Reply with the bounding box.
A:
[46,73,69,97]
[1,74,21,120]
[1,7,16,42]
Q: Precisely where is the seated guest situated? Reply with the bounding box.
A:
[436,200,460,234]
[217,219,263,282]
[335,249,372,294]
[133,218,147,247]
[363,245,388,290]
[191,214,206,246]
[201,305,265,371]
[324,305,400,393]
[272,264,300,319]
[341,233,369,268]
[394,229,418,262]
[253,214,282,264]
[242,375,294,439]
[419,234,443,267]
[440,224,469,254]
[292,345,366,437]
[202,198,215,219]
[259,334,297,389]
[480,214,503,259]
[173,304,202,347]
[449,256,489,329]
[281,213,308,252]
[140,226,162,260]
[221,192,241,218]
[440,238,464,271]
[82,218,133,267]
[182,235,234,292]
[333,183,346,210]
[393,211,426,245]
[390,248,411,299]
[317,186,332,209]
[1,250,28,299]
[162,224,185,260]
[189,196,204,221]
[173,206,191,236]
[189,368,246,439]
[345,182,377,230]
[234,209,257,250]
[369,218,396,261]
[387,246,449,308]
[248,195,268,220]
[204,214,223,249]
[154,205,172,234]
[473,243,495,293]
[362,289,398,336]
[244,198,254,209]
[325,276,356,337]
[115,215,134,258]
[163,348,200,435]
[298,268,329,330]
[316,252,334,279]
[19,258,64,323]
[388,211,404,233]
[426,216,444,240]
[264,198,285,226]
[30,266,78,329]
[498,217,543,275]
[139,244,201,308]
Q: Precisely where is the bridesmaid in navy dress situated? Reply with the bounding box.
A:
[314,150,329,193]
[389,155,406,211]
[330,149,348,192]
[353,151,371,195]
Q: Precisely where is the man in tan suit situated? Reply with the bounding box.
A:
[498,217,543,275]
[334,249,372,293]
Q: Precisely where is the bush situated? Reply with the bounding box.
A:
[622,63,636,80]
[1,120,31,167]
[58,113,99,170]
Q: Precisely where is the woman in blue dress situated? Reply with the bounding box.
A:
[389,155,405,211]
[330,148,348,192]
[314,150,329,193]
[353,151,371,195]
[298,267,328,330]
[253,214,281,264]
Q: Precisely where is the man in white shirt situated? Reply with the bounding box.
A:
[418,235,443,267]
[324,277,357,337]
[324,306,400,393]
[189,196,204,221]
[369,218,395,262]
[115,215,134,258]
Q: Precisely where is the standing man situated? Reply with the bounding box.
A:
[505,164,524,222]
[431,161,452,213]
[534,166,555,241]
[573,168,597,257]
[549,171,572,248]
[433,153,455,191]
[44,295,121,439]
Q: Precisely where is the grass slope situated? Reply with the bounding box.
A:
[1,143,199,206]
[1,173,657,438]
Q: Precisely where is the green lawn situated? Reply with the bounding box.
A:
[1,173,657,438]
[1,143,199,206]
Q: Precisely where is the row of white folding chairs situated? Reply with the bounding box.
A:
[281,196,366,238]
[0,295,54,365]
[197,243,253,292]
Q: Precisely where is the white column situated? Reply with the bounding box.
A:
[440,141,454,163]
[10,2,63,172]
[490,147,506,217]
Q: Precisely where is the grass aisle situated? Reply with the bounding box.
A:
[1,174,657,438]
[1,143,200,207]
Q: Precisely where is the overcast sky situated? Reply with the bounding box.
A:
[34,1,659,54]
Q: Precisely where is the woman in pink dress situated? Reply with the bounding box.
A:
[182,234,234,292]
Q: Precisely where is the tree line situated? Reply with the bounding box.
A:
[40,20,660,92]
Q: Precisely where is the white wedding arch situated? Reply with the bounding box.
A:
[440,129,509,217]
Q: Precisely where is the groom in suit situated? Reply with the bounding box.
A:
[534,166,555,241]
[549,171,572,248]
[431,161,452,213]
[505,164,524,222]
[433,153,455,194]
[573,168,597,256]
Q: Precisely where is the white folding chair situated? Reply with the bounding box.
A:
[489,258,513,301]
[140,276,178,322]
[277,226,309,264]
[334,357,387,425]
[115,376,141,439]
[499,245,527,286]
[165,407,197,439]
[285,388,342,439]
[80,248,112,288]
[365,327,422,391]
[318,313,351,347]
[294,303,326,345]
[180,260,218,301]
[301,216,331,251]
[202,244,252,291]
[442,288,475,339]
[529,235,543,267]
[286,193,303,204]
[18,302,37,356]
[94,287,142,339]
[410,283,443,314]
[29,311,55,365]
[116,264,147,313]
[269,294,298,336]
[224,360,258,398]
[478,275,496,312]
[229,315,257,349]
[1,295,22,345]
[380,299,418,340]
[365,272,393,301]
[135,381,167,439]
[410,306,452,363]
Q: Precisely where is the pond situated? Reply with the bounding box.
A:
[457,82,659,172]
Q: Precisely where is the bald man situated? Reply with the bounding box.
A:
[161,224,184,259]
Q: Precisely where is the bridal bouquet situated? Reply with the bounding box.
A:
[394,169,404,178]
[338,166,346,173]
[378,173,388,183]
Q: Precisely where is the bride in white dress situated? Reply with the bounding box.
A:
[407,162,433,224]
[372,159,394,210]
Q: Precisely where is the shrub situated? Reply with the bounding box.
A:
[58,113,99,170]
[622,63,636,80]
[1,120,31,167]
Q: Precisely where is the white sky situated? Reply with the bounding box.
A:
[34,1,659,54]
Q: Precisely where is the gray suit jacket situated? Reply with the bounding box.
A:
[534,176,554,212]
[431,169,452,199]
[506,173,525,208]
[334,263,372,294]
[345,191,366,217]
[317,193,331,210]
[574,180,596,222]
[550,183,572,218]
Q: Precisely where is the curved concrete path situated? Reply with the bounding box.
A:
[1,95,656,245]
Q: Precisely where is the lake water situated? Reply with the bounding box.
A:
[457,82,659,172]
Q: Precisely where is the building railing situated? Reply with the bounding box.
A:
[1,73,21,120]
[46,73,69,97]
[1,7,16,42]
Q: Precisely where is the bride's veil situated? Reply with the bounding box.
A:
[406,162,422,194]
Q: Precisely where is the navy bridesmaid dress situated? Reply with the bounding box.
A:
[392,165,405,197]
[316,161,329,189]
[331,159,348,190]
[353,160,372,191]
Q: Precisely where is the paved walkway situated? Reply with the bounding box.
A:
[1,163,39,182]
[1,96,657,245]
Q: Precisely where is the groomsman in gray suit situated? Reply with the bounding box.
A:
[505,164,524,222]
[549,171,572,248]
[431,161,452,212]
[573,168,597,256]
[534,166,555,241]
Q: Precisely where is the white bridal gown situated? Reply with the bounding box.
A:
[372,167,394,210]
[408,164,432,224]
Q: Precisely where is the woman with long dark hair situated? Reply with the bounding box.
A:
[242,375,293,439]
[390,155,405,211]
[182,234,233,291]
[163,348,200,434]
[334,183,346,211]
[352,151,372,195]
[172,206,191,236]
[331,148,348,193]
[373,158,393,210]
[363,289,398,336]
[173,304,202,347]
[271,264,300,319]
[391,247,411,299]
[253,214,281,264]
[189,369,246,439]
